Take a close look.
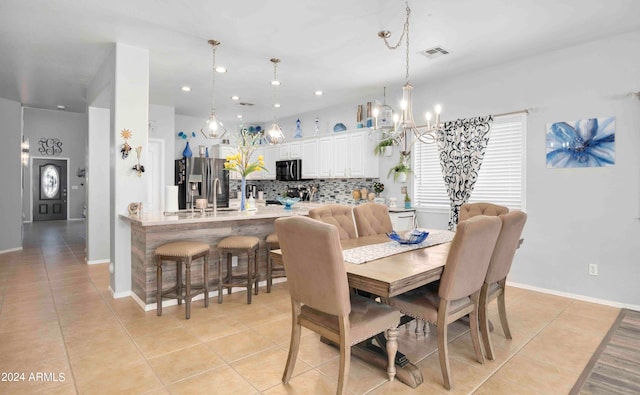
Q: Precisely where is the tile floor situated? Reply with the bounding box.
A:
[0,220,620,394]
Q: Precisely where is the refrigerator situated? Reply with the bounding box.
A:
[175,158,229,209]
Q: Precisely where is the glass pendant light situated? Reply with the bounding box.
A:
[265,58,285,144]
[201,39,227,139]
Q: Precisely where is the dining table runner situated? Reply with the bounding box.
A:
[343,230,455,265]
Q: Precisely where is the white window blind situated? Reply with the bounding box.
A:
[413,113,526,210]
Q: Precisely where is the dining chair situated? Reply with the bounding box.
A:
[275,216,402,394]
[308,204,357,239]
[388,215,502,390]
[479,210,527,360]
[458,202,509,223]
[352,202,393,237]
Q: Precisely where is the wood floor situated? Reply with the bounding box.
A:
[0,220,621,394]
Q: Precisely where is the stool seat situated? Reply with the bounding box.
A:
[218,236,260,250]
[156,240,210,319]
[218,236,260,304]
[156,241,211,257]
[266,232,286,293]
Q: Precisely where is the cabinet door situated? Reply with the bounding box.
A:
[333,135,348,177]
[246,147,264,180]
[301,140,318,178]
[318,137,333,177]
[347,132,366,177]
[290,141,302,158]
[262,145,277,180]
[279,143,290,159]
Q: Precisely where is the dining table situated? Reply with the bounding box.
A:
[269,229,454,388]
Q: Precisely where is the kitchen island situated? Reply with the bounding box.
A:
[121,205,315,309]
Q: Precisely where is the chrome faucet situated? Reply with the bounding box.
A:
[212,178,221,214]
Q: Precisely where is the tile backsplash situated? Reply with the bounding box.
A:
[230,178,383,205]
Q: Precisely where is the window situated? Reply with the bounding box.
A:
[413,113,526,211]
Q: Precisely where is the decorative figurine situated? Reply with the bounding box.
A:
[120,129,132,159]
[314,117,320,135]
[294,119,303,138]
[132,146,145,177]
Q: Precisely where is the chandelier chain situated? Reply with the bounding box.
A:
[380,1,411,82]
[272,61,278,122]
[211,45,217,111]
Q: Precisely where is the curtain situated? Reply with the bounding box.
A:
[436,116,493,230]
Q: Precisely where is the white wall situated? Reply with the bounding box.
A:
[174,114,227,160]
[0,97,22,253]
[22,108,87,220]
[149,104,175,187]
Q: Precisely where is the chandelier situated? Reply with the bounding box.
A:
[375,1,443,157]
[200,39,227,139]
[265,58,285,144]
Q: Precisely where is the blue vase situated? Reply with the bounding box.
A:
[240,177,246,211]
[182,141,192,158]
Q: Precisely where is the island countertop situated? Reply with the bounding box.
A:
[120,204,321,227]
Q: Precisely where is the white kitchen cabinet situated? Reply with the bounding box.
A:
[333,134,348,177]
[246,146,264,180]
[301,139,318,178]
[318,137,333,177]
[347,132,366,177]
[262,145,277,180]
[279,141,302,159]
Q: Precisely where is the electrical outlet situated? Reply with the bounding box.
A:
[588,264,598,276]
[232,256,238,267]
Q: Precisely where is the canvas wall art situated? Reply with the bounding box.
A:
[546,116,615,168]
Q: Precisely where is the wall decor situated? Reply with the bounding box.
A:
[37,138,63,156]
[132,146,145,177]
[120,129,132,159]
[546,116,615,168]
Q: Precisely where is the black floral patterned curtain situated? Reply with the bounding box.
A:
[436,116,493,230]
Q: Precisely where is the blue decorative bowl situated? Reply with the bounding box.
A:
[277,197,300,210]
[386,229,429,245]
[333,123,347,132]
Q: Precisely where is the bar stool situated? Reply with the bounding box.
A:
[266,232,286,293]
[217,236,260,304]
[155,240,210,319]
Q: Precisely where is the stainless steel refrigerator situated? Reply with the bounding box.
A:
[175,158,229,209]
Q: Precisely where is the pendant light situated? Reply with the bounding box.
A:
[265,58,285,144]
[201,39,227,139]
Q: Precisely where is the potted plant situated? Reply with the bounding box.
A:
[373,138,395,156]
[388,162,411,183]
[404,192,411,209]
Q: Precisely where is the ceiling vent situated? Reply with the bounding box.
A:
[419,46,450,59]
[238,102,254,106]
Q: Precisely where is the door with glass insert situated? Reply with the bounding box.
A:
[33,159,67,221]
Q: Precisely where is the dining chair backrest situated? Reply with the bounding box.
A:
[352,203,393,237]
[438,215,502,301]
[308,204,357,240]
[458,202,509,222]
[275,216,351,317]
[486,210,527,284]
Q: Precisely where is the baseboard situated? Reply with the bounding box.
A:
[507,281,640,311]
[86,258,110,265]
[0,246,23,255]
[109,286,131,299]
[131,277,288,312]
[67,218,85,221]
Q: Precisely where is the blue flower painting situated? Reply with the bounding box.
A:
[546,117,615,168]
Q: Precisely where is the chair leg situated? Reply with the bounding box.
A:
[203,254,209,308]
[217,252,224,304]
[185,257,192,319]
[337,317,350,395]
[226,253,233,295]
[282,301,302,384]
[437,302,452,390]
[385,326,399,382]
[246,248,253,304]
[253,248,259,296]
[266,249,273,293]
[497,281,512,339]
[469,294,485,365]
[479,284,495,360]
[176,260,182,305]
[156,257,162,316]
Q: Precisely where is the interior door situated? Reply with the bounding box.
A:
[33,158,67,221]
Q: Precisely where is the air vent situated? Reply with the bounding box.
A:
[419,46,450,59]
[238,102,254,106]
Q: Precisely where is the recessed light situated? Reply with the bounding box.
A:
[231,95,240,100]
[271,80,281,86]
[181,86,191,92]
[237,115,243,119]
[273,103,281,108]
[56,105,65,110]
[215,66,227,73]
[314,91,323,96]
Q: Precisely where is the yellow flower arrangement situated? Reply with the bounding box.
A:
[223,130,266,177]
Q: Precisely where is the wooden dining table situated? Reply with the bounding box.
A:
[269,232,453,388]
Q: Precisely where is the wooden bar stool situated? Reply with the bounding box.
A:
[266,232,286,293]
[155,240,210,319]
[217,236,260,304]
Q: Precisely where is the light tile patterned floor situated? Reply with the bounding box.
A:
[0,220,620,394]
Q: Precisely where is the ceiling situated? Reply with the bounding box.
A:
[1,0,639,126]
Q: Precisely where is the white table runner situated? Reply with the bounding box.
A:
[343,230,455,265]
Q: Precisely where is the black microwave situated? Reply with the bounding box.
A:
[276,159,302,181]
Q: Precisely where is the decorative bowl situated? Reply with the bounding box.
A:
[333,123,347,132]
[386,229,429,245]
[277,197,300,210]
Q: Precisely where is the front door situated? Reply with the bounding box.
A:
[33,158,67,221]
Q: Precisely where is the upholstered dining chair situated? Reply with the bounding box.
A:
[352,203,393,237]
[275,216,402,395]
[387,215,502,390]
[308,204,357,239]
[479,210,527,360]
[458,202,509,223]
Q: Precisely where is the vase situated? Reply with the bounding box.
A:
[182,141,193,158]
[240,177,247,211]
[398,172,408,183]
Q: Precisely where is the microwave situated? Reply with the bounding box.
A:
[276,159,302,181]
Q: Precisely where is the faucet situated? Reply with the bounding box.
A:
[212,178,221,214]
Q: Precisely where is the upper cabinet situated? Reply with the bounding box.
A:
[279,141,302,159]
